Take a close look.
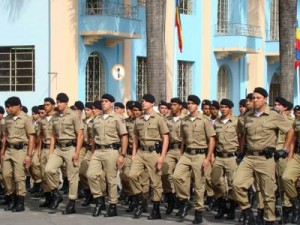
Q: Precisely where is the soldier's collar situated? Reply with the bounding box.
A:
[189,112,203,120]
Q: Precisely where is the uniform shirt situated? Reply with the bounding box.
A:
[214,114,238,152]
[276,114,294,150]
[83,117,94,143]
[125,116,136,147]
[293,118,300,148]
[4,111,35,144]
[52,108,83,141]
[180,113,215,149]
[133,111,169,146]
[166,115,182,144]
[39,115,54,144]
[244,105,292,151]
[0,118,4,139]
[93,112,127,145]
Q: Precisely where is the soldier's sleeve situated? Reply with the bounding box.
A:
[133,120,139,136]
[275,113,293,134]
[204,119,216,138]
[158,116,169,135]
[25,117,36,135]
[73,115,83,132]
[116,117,128,136]
[179,120,186,140]
[237,116,244,135]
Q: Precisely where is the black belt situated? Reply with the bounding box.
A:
[6,142,27,150]
[127,147,133,155]
[215,151,236,158]
[185,148,207,155]
[140,145,156,151]
[246,147,275,159]
[83,143,92,150]
[57,141,76,148]
[168,142,181,150]
[294,147,300,154]
[42,143,51,149]
[95,143,120,150]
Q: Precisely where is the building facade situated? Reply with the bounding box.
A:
[0,0,299,114]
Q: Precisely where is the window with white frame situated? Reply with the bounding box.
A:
[86,0,103,15]
[0,46,35,91]
[85,52,105,102]
[269,73,280,106]
[179,0,193,15]
[136,57,147,101]
[217,66,230,100]
[270,0,279,40]
[138,0,146,7]
[217,0,228,33]
[177,61,192,101]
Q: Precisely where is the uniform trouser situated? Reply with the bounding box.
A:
[274,158,292,207]
[161,149,181,193]
[173,153,205,211]
[205,164,214,197]
[29,148,42,183]
[2,147,27,196]
[282,154,300,200]
[120,154,150,198]
[232,155,276,222]
[79,150,93,190]
[211,156,237,199]
[129,150,162,201]
[87,148,118,203]
[40,148,59,193]
[45,146,79,200]
[254,178,265,209]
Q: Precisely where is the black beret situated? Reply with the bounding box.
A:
[101,93,115,102]
[93,100,102,110]
[70,105,76,110]
[6,96,21,106]
[38,105,44,110]
[132,101,142,111]
[85,102,94,110]
[239,99,247,107]
[56,93,69,103]
[201,99,211,106]
[253,87,268,97]
[22,106,28,113]
[170,97,182,105]
[32,106,39,114]
[44,97,55,105]
[74,101,84,110]
[187,95,201,105]
[159,100,168,107]
[275,97,288,108]
[182,101,188,109]
[126,100,135,109]
[114,102,125,109]
[0,106,4,114]
[220,99,234,109]
[294,105,300,111]
[246,93,253,100]
[210,100,220,109]
[286,101,294,111]
[167,103,172,109]
[142,94,155,103]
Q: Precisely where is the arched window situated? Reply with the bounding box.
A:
[217,66,230,100]
[269,73,280,106]
[217,0,228,34]
[85,52,105,102]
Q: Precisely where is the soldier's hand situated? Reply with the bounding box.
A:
[202,158,210,170]
[117,155,125,169]
[156,156,164,170]
[131,155,135,161]
[25,156,31,169]
[72,152,79,167]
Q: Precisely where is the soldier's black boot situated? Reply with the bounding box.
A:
[29,182,41,194]
[0,195,10,205]
[25,176,31,190]
[255,208,264,225]
[147,201,161,220]
[165,192,175,215]
[39,192,53,208]
[62,200,76,214]
[291,201,298,224]
[49,188,63,210]
[206,196,216,211]
[133,194,144,218]
[60,177,69,194]
[215,197,225,219]
[178,199,190,218]
[226,200,236,220]
[4,194,16,211]
[242,208,255,225]
[264,221,275,225]
[192,210,203,224]
[125,196,134,212]
[104,204,117,217]
[12,196,25,212]
[281,206,291,224]
[81,190,93,206]
[92,197,105,217]
[34,184,44,198]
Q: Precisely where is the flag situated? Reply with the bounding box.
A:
[175,0,183,52]
[295,19,300,68]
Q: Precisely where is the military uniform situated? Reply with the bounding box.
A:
[87,111,127,216]
[233,105,292,223]
[2,110,35,211]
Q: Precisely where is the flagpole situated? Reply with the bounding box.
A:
[298,66,300,105]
